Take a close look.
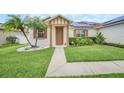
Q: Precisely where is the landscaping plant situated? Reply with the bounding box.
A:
[69,37,94,46]
[95,32,105,44]
[80,37,94,45]
[69,37,82,46]
[3,15,47,47]
[6,36,18,44]
[3,15,33,47]
[24,16,47,47]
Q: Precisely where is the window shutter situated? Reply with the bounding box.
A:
[85,30,88,36]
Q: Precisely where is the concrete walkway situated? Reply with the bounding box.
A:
[46,47,124,77]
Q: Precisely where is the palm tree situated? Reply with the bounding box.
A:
[3,15,33,47]
[25,16,47,47]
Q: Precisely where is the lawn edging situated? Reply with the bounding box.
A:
[103,42,124,48]
[46,73,124,78]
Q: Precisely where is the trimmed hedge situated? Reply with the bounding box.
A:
[80,37,94,45]
[6,36,18,44]
[69,37,95,46]
[88,37,96,43]
[69,36,124,48]
[104,42,124,48]
[69,37,84,46]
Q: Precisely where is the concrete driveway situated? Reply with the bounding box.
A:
[46,47,124,77]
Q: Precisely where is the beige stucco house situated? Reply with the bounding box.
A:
[1,15,124,46]
[29,15,99,47]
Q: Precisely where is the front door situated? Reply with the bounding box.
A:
[56,27,63,45]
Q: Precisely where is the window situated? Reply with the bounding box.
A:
[75,29,86,37]
[38,31,47,38]
[33,30,47,39]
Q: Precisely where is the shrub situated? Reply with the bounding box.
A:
[69,37,94,46]
[69,37,76,46]
[6,36,18,44]
[69,37,84,46]
[76,38,83,46]
[80,37,94,45]
[88,37,96,43]
[95,32,105,44]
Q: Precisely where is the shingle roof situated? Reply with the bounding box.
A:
[104,15,124,25]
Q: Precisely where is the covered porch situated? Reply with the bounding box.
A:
[45,15,71,47]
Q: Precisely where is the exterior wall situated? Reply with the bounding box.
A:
[47,26,50,46]
[52,25,55,47]
[64,26,68,45]
[0,28,97,46]
[69,26,74,37]
[29,29,49,47]
[0,30,6,44]
[99,23,124,44]
[68,27,97,38]
[0,30,29,44]
[88,29,97,37]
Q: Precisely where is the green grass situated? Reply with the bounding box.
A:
[48,73,124,78]
[0,44,54,78]
[65,45,124,62]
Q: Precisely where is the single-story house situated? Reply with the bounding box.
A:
[98,16,124,44]
[29,15,99,47]
[0,15,124,46]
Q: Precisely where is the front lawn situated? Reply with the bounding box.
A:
[65,45,124,62]
[0,44,54,78]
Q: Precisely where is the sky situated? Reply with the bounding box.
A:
[0,14,123,23]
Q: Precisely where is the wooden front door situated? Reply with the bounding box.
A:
[56,27,63,45]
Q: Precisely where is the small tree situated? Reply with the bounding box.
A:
[25,17,47,47]
[3,15,33,47]
[95,32,105,44]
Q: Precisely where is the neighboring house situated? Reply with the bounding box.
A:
[0,23,29,44]
[98,15,124,44]
[29,15,99,47]
[1,15,124,46]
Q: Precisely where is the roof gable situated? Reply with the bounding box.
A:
[45,15,71,22]
[45,15,71,25]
